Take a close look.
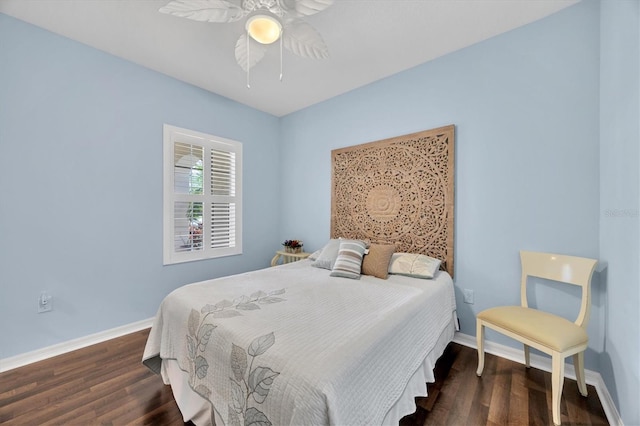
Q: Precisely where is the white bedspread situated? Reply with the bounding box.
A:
[143,260,457,426]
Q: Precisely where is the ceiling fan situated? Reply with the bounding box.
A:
[159,0,333,80]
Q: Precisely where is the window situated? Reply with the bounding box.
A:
[163,124,242,264]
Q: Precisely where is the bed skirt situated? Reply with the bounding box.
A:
[160,312,458,425]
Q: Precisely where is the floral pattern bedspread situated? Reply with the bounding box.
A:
[143,260,456,426]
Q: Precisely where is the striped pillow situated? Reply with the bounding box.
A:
[329,240,367,279]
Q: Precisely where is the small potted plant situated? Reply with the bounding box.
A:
[282,239,303,253]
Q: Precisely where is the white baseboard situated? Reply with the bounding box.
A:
[453,332,623,426]
[0,318,154,373]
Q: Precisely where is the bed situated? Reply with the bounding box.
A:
[143,258,457,425]
[143,125,457,425]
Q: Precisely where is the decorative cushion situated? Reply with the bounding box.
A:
[388,253,441,279]
[362,244,396,279]
[329,240,368,279]
[307,248,322,261]
[310,239,341,270]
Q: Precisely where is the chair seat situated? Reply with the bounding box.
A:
[477,306,588,352]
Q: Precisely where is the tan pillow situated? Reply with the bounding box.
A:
[362,244,396,279]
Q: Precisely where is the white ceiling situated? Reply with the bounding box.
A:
[0,0,578,117]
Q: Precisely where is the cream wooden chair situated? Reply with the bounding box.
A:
[476,251,598,426]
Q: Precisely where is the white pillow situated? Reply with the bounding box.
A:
[307,248,322,261]
[310,239,341,270]
[388,253,441,279]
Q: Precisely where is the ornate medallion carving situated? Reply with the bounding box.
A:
[331,125,455,276]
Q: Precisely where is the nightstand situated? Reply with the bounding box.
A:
[271,250,311,266]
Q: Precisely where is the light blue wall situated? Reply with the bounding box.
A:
[281,0,603,366]
[0,14,281,359]
[599,1,640,424]
[1,1,638,423]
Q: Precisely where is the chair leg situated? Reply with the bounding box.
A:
[551,353,565,426]
[573,352,587,396]
[524,344,531,368]
[476,320,485,376]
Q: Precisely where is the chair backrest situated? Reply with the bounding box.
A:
[520,251,598,328]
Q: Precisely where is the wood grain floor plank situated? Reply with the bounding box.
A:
[443,346,479,425]
[528,386,551,426]
[487,356,511,425]
[507,365,529,426]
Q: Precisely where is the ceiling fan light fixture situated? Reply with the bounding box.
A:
[246,14,282,44]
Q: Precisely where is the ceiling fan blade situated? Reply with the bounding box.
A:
[159,0,244,23]
[281,0,333,17]
[235,34,268,71]
[283,21,329,59]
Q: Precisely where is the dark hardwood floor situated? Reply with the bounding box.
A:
[400,343,607,426]
[0,329,608,425]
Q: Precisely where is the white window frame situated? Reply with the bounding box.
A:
[163,124,243,265]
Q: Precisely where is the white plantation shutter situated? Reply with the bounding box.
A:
[211,149,235,196]
[163,124,242,264]
[211,203,235,248]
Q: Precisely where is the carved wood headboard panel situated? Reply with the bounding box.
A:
[331,125,455,277]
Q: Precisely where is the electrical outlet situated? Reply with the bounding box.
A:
[38,291,53,313]
[463,289,474,304]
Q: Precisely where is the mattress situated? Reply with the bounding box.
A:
[143,259,458,425]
